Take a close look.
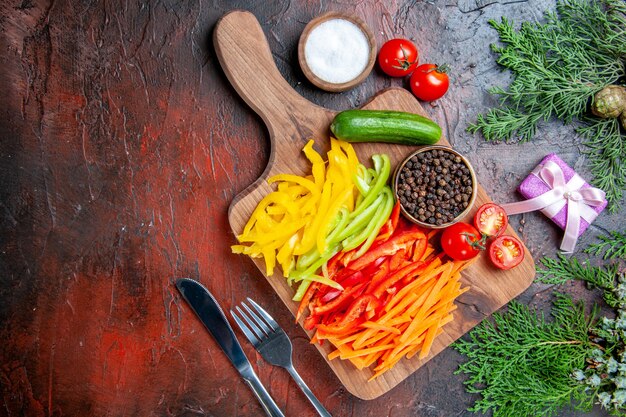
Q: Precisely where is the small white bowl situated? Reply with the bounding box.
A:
[298,12,376,92]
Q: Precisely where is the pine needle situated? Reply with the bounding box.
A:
[456,233,626,416]
[578,118,626,210]
[454,294,597,417]
[468,0,626,212]
[537,253,620,306]
[585,230,626,260]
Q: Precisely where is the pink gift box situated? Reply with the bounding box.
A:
[517,153,607,237]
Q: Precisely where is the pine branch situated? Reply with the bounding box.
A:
[537,254,621,306]
[578,118,626,213]
[469,0,626,210]
[455,235,626,416]
[467,107,540,143]
[585,231,626,260]
[454,294,596,417]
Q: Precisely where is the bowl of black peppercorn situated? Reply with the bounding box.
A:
[393,146,477,228]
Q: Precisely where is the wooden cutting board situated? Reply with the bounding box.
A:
[216,10,535,400]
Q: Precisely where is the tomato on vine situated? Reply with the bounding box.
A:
[378,39,419,78]
[410,64,450,101]
[440,222,485,261]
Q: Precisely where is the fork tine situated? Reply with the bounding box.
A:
[230,309,261,346]
[242,301,273,335]
[247,298,279,331]
[236,305,266,341]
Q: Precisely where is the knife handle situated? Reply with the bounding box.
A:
[243,371,285,417]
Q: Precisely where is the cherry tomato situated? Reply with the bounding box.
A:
[489,235,524,270]
[474,203,508,238]
[440,222,485,261]
[378,39,419,77]
[409,64,450,101]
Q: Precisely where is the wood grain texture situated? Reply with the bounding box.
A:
[218,10,535,400]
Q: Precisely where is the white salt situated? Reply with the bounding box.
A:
[304,18,370,84]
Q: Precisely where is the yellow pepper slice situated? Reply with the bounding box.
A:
[303,140,325,188]
[232,138,366,284]
[268,174,320,197]
[316,187,354,254]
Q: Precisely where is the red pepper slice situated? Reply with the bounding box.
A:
[389,201,401,231]
[315,294,380,335]
[371,261,427,298]
[361,256,386,279]
[325,251,344,279]
[374,201,401,242]
[320,288,342,303]
[337,269,365,288]
[312,283,366,316]
[389,248,408,271]
[349,230,427,271]
[296,281,320,322]
[339,250,357,268]
[304,314,319,331]
[367,258,391,289]
[411,237,427,262]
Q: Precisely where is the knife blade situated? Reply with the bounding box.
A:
[175,278,284,417]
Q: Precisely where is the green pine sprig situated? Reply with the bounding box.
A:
[585,230,626,260]
[537,253,620,306]
[467,0,626,212]
[455,232,626,416]
[578,118,626,209]
[454,294,597,417]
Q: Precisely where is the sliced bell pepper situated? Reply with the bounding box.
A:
[321,288,342,303]
[267,174,320,197]
[316,295,381,335]
[292,279,312,302]
[304,314,319,331]
[312,282,367,316]
[336,136,359,175]
[371,261,427,298]
[389,248,408,271]
[337,269,365,288]
[347,155,390,221]
[302,140,325,188]
[348,229,427,271]
[296,281,320,322]
[375,201,401,243]
[334,192,385,243]
[352,189,394,258]
[317,187,354,253]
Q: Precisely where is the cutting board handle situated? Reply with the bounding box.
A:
[214,10,332,143]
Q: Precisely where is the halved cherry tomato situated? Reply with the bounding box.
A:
[489,235,524,270]
[474,203,508,238]
[440,222,485,261]
[378,39,419,77]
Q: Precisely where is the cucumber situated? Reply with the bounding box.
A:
[330,110,442,145]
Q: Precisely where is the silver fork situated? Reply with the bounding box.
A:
[231,298,332,417]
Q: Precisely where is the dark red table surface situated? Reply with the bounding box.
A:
[1,1,620,416]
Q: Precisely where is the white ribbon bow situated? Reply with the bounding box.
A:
[502,160,606,253]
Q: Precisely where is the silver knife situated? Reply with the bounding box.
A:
[175,278,285,417]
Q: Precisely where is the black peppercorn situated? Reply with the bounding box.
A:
[396,148,475,226]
